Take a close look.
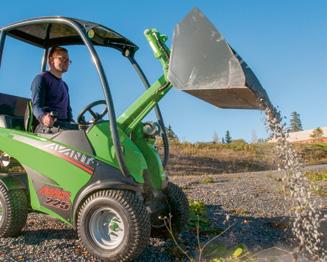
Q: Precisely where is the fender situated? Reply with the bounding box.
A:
[71,161,143,227]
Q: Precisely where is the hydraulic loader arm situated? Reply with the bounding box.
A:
[117,29,172,135]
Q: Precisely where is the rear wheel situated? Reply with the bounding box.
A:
[151,182,189,237]
[0,183,28,237]
[166,182,189,233]
[77,189,151,261]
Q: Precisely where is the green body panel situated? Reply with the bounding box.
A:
[0,128,92,223]
[87,122,146,184]
[132,125,165,190]
[87,121,165,189]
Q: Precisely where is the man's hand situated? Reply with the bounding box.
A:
[41,113,55,127]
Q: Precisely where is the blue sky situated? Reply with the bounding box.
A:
[0,0,326,142]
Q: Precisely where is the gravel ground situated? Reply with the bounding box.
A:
[0,167,326,261]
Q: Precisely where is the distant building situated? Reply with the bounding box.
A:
[270,127,327,143]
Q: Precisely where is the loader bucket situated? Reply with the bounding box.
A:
[168,8,271,110]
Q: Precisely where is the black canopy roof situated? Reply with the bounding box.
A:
[0,16,138,55]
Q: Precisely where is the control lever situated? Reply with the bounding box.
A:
[49,111,58,121]
[48,111,58,133]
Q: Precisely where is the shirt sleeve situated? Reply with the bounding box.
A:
[31,74,47,121]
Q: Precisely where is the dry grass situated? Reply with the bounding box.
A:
[305,170,327,182]
[159,140,327,176]
[305,170,327,197]
[163,141,275,176]
[294,143,327,165]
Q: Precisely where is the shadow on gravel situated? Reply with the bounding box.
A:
[137,213,293,261]
[21,229,77,245]
[137,204,294,261]
[206,204,292,251]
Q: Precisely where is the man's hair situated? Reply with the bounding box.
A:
[48,46,68,58]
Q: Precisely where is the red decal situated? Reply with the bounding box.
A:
[39,186,71,202]
[60,154,94,174]
[50,150,94,175]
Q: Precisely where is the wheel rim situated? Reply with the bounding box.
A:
[89,207,125,250]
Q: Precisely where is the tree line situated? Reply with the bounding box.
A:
[165,111,324,143]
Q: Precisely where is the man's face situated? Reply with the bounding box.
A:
[49,50,70,73]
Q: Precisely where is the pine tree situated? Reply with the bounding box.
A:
[289,112,303,132]
[166,125,179,141]
[225,130,232,144]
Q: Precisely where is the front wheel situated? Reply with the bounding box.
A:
[77,189,151,262]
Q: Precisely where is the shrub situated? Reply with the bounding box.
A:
[200,176,214,184]
[188,200,211,232]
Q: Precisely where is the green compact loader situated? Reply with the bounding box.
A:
[0,8,270,261]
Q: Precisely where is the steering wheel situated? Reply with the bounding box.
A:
[77,100,108,125]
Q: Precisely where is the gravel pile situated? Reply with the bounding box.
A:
[0,169,326,261]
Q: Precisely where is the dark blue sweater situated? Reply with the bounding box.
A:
[31,71,72,121]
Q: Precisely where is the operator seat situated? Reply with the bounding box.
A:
[0,93,31,130]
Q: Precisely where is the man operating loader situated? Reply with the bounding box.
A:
[31,46,75,133]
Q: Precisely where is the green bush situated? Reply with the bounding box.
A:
[200,176,215,184]
[207,244,248,261]
[188,200,211,232]
[305,170,327,182]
